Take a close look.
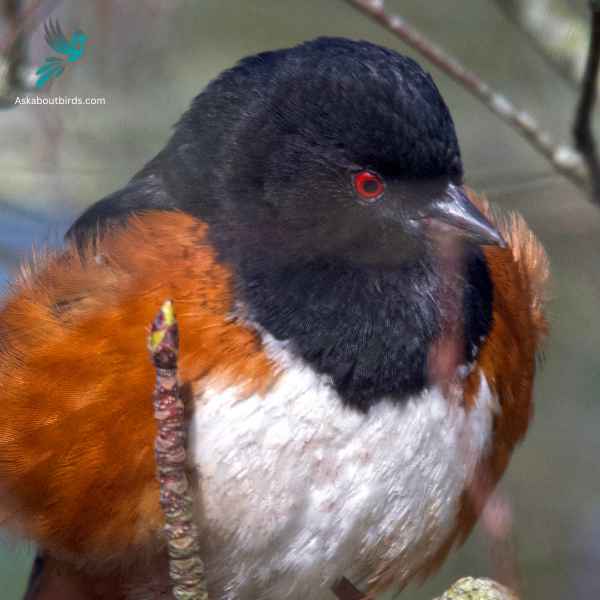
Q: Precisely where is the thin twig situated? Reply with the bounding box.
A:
[342,0,590,193]
[573,2,600,203]
[0,0,63,105]
[149,300,209,600]
[0,0,28,105]
[492,0,590,91]
[0,0,57,53]
[331,575,518,600]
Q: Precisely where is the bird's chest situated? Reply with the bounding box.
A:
[188,351,494,600]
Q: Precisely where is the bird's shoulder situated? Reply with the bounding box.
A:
[2,210,275,389]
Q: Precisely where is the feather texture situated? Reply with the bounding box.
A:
[0,212,275,567]
[0,196,547,596]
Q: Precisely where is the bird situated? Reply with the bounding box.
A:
[35,19,88,90]
[0,37,548,599]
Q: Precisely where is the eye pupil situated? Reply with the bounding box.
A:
[353,170,384,202]
[362,179,379,193]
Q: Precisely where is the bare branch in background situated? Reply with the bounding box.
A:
[0,0,62,106]
[492,0,590,91]
[0,0,60,52]
[149,300,209,600]
[495,0,600,201]
[573,2,600,203]
[343,0,591,196]
[0,0,29,106]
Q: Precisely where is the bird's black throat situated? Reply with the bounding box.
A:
[235,248,493,412]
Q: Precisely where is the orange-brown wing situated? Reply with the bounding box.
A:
[0,211,274,567]
[464,194,549,504]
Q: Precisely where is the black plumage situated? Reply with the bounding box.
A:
[68,37,496,411]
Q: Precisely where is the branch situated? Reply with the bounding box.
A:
[0,0,62,106]
[331,576,518,600]
[434,577,519,600]
[342,0,590,194]
[573,3,600,202]
[494,0,600,199]
[0,0,59,53]
[149,300,209,600]
[492,0,590,90]
[0,0,29,106]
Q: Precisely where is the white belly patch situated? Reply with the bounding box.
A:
[189,340,495,599]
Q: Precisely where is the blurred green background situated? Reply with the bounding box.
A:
[1,1,600,598]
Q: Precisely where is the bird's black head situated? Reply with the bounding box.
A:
[162,37,502,268]
[70,37,503,411]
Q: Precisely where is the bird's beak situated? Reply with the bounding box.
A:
[418,184,506,248]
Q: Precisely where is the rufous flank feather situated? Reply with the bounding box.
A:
[0,211,276,567]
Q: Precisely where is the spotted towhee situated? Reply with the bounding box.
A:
[0,38,548,599]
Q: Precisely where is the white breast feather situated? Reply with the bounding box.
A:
[189,338,495,600]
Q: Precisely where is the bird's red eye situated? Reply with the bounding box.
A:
[353,170,384,201]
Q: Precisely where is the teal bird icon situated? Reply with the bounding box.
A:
[35,20,88,90]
